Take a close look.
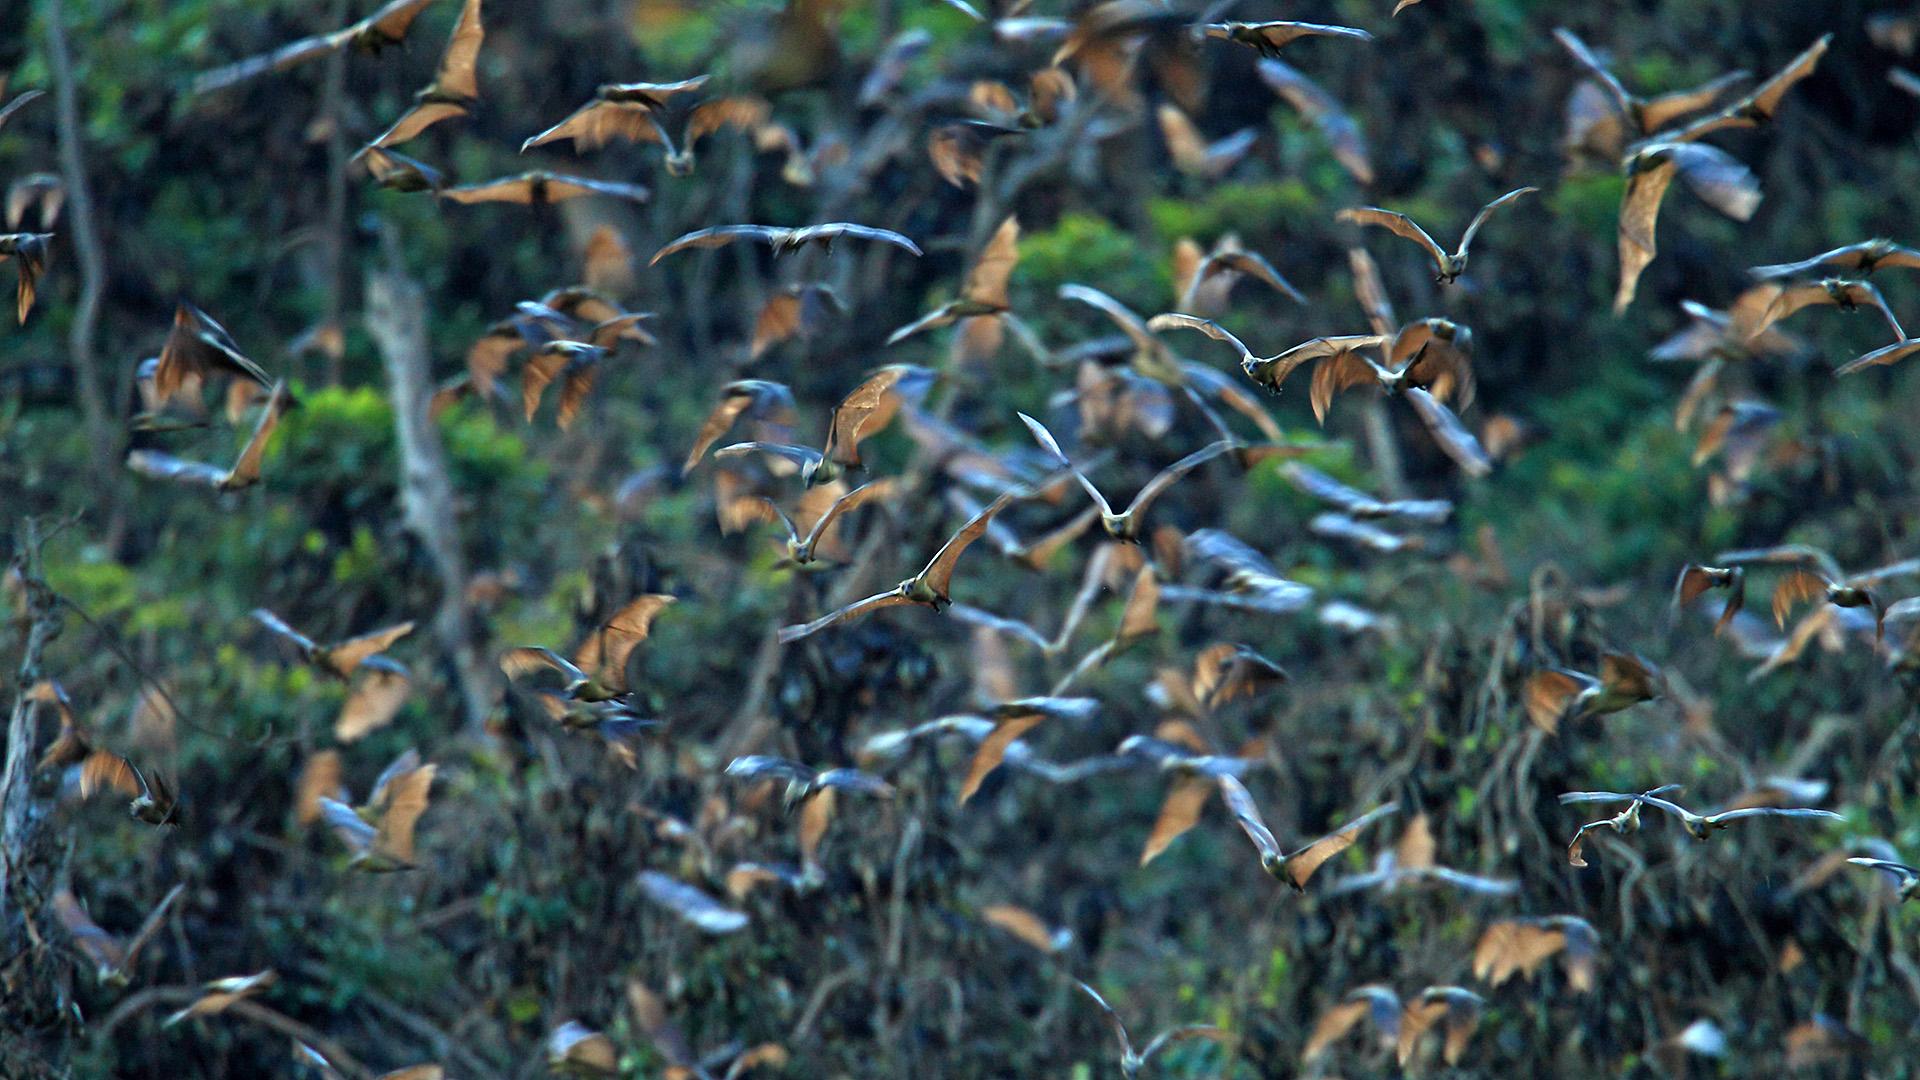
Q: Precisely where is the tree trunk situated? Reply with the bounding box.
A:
[1,522,68,1078]
[363,260,494,734]
[319,0,350,387]
[43,0,120,532]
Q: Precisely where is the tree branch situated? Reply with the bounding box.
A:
[363,251,494,733]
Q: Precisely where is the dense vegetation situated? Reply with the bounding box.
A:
[2,0,1918,1076]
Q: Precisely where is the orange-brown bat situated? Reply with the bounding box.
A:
[162,970,280,1027]
[1302,985,1401,1062]
[928,120,1024,188]
[252,609,412,679]
[1256,58,1372,185]
[30,680,93,772]
[1671,563,1745,634]
[1156,104,1257,179]
[1338,187,1536,283]
[501,593,676,702]
[715,366,935,485]
[6,174,64,231]
[193,0,442,95]
[1523,652,1661,734]
[650,223,923,264]
[1652,34,1830,144]
[1730,278,1903,345]
[1074,979,1225,1080]
[54,882,183,985]
[439,171,650,206]
[0,231,48,324]
[520,341,606,430]
[743,479,898,565]
[79,749,180,825]
[352,145,448,192]
[1750,238,1920,280]
[545,1021,618,1075]
[636,869,749,934]
[684,380,798,474]
[1219,775,1397,891]
[125,381,289,492]
[1555,28,1748,158]
[1473,916,1599,991]
[1848,856,1920,902]
[253,610,413,740]
[151,302,273,405]
[1020,412,1233,541]
[1201,20,1371,57]
[1615,142,1761,313]
[1121,722,1259,864]
[888,216,1019,345]
[316,748,435,870]
[966,67,1077,129]
[1173,238,1304,312]
[980,903,1072,953]
[956,696,1099,804]
[1055,562,1164,695]
[751,284,845,359]
[724,755,894,810]
[1398,987,1484,1067]
[523,80,770,176]
[364,0,482,149]
[1718,544,1920,642]
[778,490,1016,642]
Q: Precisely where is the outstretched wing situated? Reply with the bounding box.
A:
[575,594,675,692]
[920,490,1018,597]
[1148,313,1258,366]
[326,621,415,676]
[1405,388,1493,477]
[1456,186,1537,259]
[499,645,590,685]
[1018,413,1112,517]
[1074,981,1135,1063]
[1124,441,1234,519]
[1338,207,1449,271]
[778,591,915,643]
[1615,159,1676,313]
[649,225,778,264]
[1285,802,1399,888]
[1216,774,1282,862]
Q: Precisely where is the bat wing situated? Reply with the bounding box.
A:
[1615,160,1677,313]
[1215,774,1281,862]
[778,591,914,643]
[336,662,410,742]
[375,763,435,864]
[920,490,1017,597]
[1306,346,1382,421]
[522,100,666,153]
[1338,207,1448,272]
[1139,772,1215,866]
[1405,388,1492,477]
[962,215,1021,308]
[326,621,415,675]
[1125,441,1233,519]
[432,0,485,100]
[578,594,675,692]
[959,712,1049,804]
[651,225,776,265]
[1286,802,1398,888]
[369,100,468,149]
[1456,186,1537,258]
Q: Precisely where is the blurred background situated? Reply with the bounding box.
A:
[1,0,1918,1075]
